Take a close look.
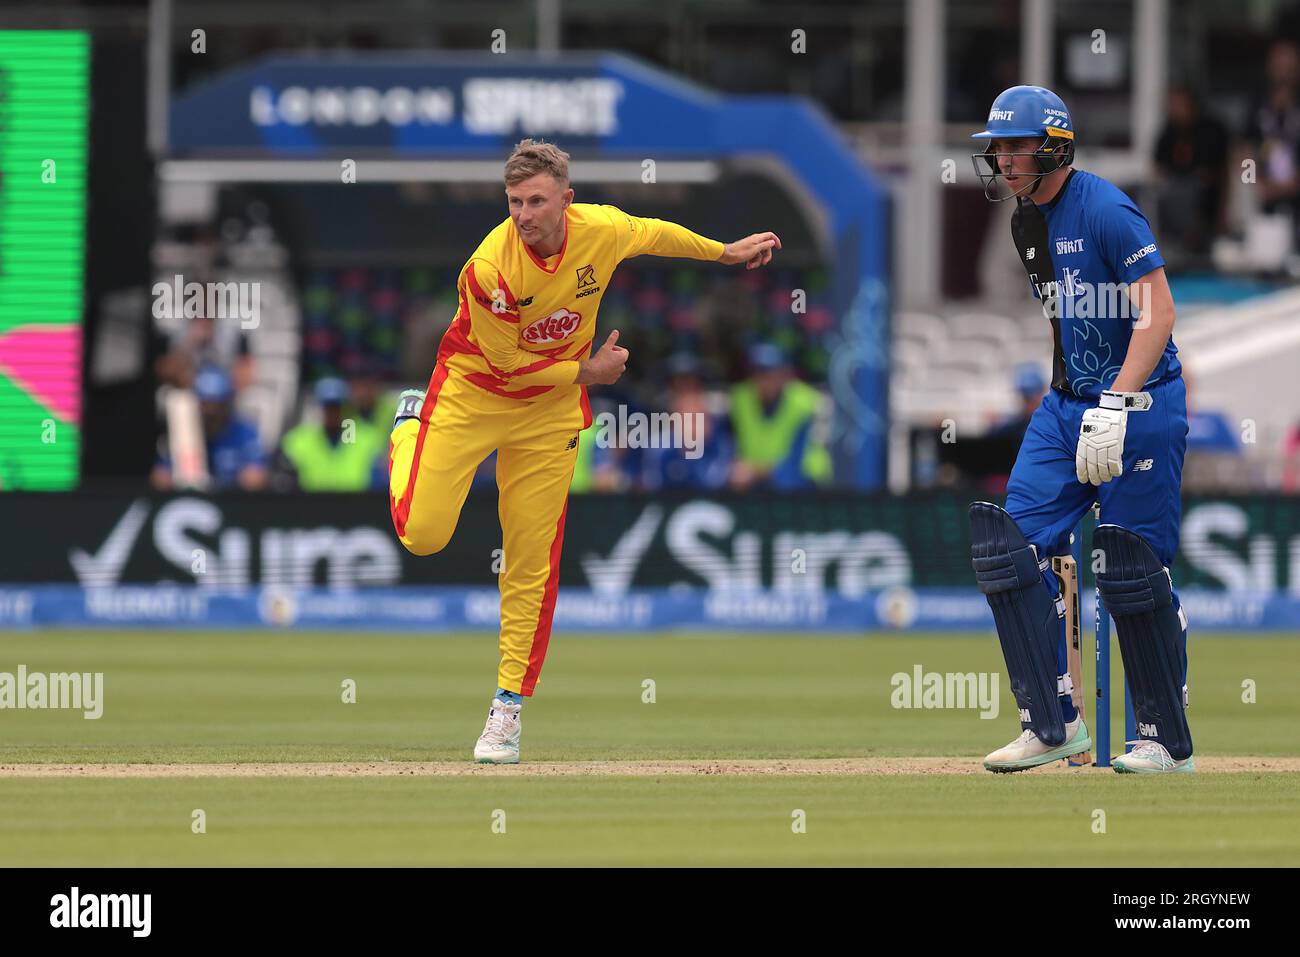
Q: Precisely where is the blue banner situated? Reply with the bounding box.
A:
[2,586,1296,632]
[172,53,724,154]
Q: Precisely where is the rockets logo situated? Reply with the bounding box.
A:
[522,308,582,344]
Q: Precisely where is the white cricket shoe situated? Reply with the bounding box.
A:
[1112,740,1195,774]
[473,698,522,764]
[984,715,1092,773]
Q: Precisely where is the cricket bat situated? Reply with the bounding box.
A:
[165,387,210,489]
[1052,554,1092,766]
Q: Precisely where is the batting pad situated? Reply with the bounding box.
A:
[1095,524,1193,760]
[970,501,1067,747]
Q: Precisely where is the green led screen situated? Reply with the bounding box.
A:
[0,31,88,490]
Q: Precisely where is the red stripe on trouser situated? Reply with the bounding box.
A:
[390,363,449,540]
[520,499,569,696]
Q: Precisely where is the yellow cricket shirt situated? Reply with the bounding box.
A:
[435,203,725,406]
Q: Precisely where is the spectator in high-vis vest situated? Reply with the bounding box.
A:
[280,377,385,491]
[728,343,831,492]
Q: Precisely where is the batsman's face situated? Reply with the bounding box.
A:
[200,399,230,437]
[987,138,1043,189]
[506,173,573,248]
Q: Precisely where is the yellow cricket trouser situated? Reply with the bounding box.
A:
[388,365,588,696]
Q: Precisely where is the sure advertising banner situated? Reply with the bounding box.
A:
[1,491,1297,630]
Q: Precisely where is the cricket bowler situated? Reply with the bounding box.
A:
[387,139,781,763]
[967,86,1193,774]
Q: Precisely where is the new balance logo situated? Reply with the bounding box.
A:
[565,436,578,450]
[1132,458,1154,471]
[1025,247,1035,260]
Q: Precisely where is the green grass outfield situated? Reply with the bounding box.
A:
[0,630,1297,865]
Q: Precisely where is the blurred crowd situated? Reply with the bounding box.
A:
[143,20,1300,497]
[151,363,392,493]
[919,361,1300,495]
[151,342,832,496]
[1154,39,1300,274]
[918,35,1300,493]
[151,247,836,494]
[564,342,831,494]
[298,262,836,395]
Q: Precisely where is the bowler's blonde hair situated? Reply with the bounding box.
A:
[504,139,571,187]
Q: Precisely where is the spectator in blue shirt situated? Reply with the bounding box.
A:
[643,353,734,491]
[988,363,1048,441]
[152,365,268,490]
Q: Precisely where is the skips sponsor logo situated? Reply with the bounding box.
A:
[988,109,1014,121]
[521,307,582,344]
[1055,237,1084,255]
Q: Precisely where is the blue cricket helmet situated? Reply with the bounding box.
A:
[194,364,234,403]
[1013,362,1047,396]
[313,376,349,406]
[971,85,1076,201]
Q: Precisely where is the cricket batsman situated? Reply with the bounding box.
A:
[388,139,781,763]
[968,86,1193,774]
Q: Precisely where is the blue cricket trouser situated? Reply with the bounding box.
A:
[1005,376,1189,714]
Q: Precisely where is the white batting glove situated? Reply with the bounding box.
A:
[1075,390,1151,485]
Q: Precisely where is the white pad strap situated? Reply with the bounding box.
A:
[1100,389,1153,412]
